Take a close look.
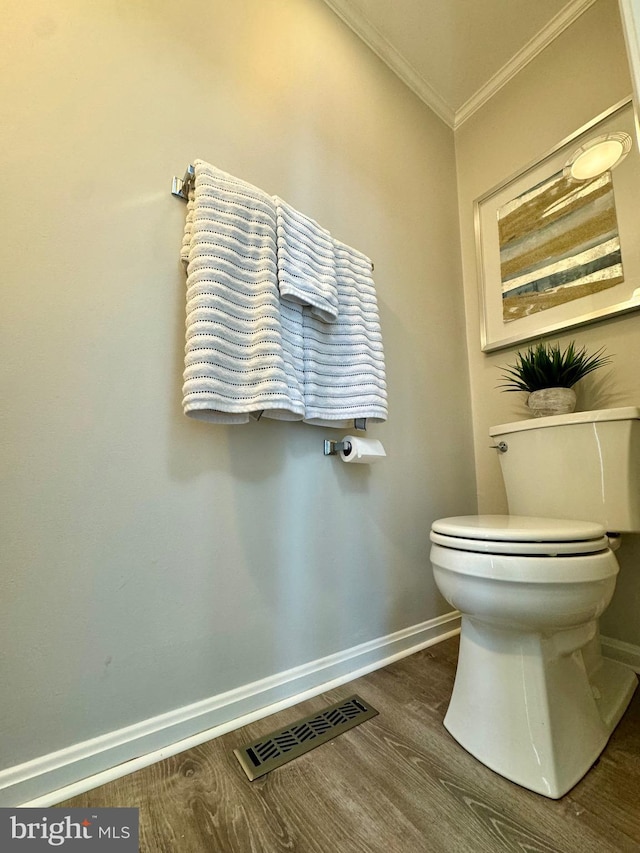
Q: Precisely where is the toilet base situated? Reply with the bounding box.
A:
[445,616,638,799]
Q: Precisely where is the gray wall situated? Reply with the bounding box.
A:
[455,0,640,646]
[0,0,476,771]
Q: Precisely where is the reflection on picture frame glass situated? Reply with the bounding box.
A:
[475,98,640,352]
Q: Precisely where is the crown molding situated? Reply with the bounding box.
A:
[454,0,599,128]
[322,0,598,131]
[322,0,456,128]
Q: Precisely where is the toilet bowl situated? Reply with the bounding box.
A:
[430,514,637,798]
[430,408,640,797]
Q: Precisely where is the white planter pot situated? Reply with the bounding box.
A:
[527,387,577,418]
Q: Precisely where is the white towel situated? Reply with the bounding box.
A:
[302,239,387,428]
[274,197,339,323]
[181,160,305,423]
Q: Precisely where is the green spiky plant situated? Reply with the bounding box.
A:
[498,340,612,393]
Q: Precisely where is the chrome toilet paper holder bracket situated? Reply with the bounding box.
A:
[324,439,352,457]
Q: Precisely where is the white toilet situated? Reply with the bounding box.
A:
[430,406,640,799]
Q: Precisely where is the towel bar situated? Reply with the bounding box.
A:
[171,164,375,273]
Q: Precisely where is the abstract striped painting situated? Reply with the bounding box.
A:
[498,170,624,322]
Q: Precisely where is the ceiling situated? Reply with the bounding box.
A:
[322,0,598,128]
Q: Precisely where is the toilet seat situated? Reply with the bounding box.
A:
[431,514,609,556]
[432,514,605,542]
[430,515,615,583]
[430,532,610,556]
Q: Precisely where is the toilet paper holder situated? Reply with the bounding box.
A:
[324,439,352,457]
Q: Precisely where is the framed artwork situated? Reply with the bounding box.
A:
[475,97,640,352]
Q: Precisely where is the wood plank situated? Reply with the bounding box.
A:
[58,638,640,852]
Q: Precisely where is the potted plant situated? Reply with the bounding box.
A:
[498,340,612,417]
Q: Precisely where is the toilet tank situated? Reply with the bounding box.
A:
[490,406,640,533]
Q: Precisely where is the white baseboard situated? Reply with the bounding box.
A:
[601,635,640,674]
[1,612,460,808]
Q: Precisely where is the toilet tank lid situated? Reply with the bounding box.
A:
[431,515,606,542]
[490,406,640,437]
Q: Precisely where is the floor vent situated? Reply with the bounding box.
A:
[233,694,378,781]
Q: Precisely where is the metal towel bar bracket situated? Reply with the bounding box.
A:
[172,164,195,200]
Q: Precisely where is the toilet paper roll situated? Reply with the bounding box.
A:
[340,435,386,464]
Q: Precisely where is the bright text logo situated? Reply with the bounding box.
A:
[1,808,138,850]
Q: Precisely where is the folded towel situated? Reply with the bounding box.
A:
[273,197,339,323]
[181,160,305,423]
[302,239,387,428]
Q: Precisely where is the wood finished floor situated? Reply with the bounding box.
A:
[59,637,640,852]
